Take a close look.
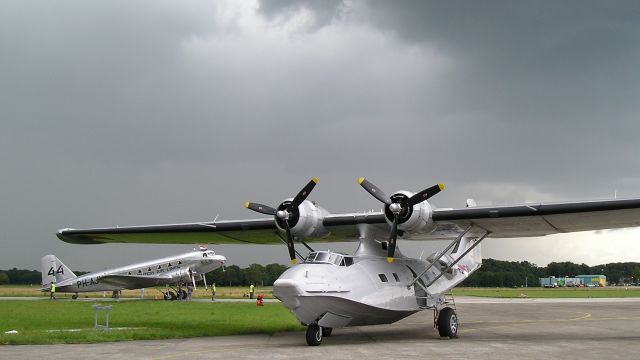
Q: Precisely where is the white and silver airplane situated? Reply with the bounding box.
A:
[41,248,226,300]
[57,178,640,345]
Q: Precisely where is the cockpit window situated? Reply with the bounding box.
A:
[304,251,354,266]
[315,252,330,263]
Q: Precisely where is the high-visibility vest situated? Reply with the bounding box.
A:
[249,285,254,292]
[51,284,56,292]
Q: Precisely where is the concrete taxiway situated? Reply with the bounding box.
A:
[2,297,640,359]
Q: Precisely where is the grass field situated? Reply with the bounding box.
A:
[0,285,275,299]
[0,300,303,345]
[452,286,640,298]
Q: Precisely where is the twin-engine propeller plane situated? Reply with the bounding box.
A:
[42,248,225,300]
[57,178,640,345]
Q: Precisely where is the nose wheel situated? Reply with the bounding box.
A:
[305,324,323,346]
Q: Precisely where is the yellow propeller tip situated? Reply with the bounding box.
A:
[311,178,319,184]
[387,257,394,263]
[290,259,298,265]
[243,202,250,208]
[438,183,445,191]
[358,177,365,185]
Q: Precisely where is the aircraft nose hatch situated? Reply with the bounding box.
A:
[273,278,303,309]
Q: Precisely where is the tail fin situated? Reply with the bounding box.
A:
[41,255,77,287]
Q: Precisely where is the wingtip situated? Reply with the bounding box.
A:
[358,177,365,185]
[311,177,319,184]
[387,257,394,263]
[438,183,445,191]
[290,259,298,265]
[243,202,250,209]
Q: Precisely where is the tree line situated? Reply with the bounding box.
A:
[461,259,640,287]
[2,260,640,287]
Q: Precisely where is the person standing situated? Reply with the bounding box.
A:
[49,282,56,300]
[211,283,216,301]
[249,283,255,299]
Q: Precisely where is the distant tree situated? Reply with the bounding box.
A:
[244,264,266,286]
[0,272,9,285]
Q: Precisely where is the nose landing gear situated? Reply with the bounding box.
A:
[305,323,333,346]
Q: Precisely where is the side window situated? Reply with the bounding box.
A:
[378,274,388,282]
[392,273,400,282]
[344,257,354,266]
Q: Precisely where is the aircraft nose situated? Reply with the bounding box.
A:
[273,278,303,309]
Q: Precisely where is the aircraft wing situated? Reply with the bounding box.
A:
[427,197,640,239]
[57,198,640,244]
[99,274,174,289]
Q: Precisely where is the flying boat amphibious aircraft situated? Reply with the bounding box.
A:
[42,248,225,300]
[57,178,640,345]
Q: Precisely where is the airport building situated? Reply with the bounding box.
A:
[539,275,606,287]
[576,274,606,287]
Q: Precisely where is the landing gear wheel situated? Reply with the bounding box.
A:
[322,327,332,337]
[178,289,187,300]
[306,324,323,346]
[165,291,177,300]
[71,294,78,300]
[437,307,458,338]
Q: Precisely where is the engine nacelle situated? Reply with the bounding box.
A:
[385,190,436,236]
[276,199,330,239]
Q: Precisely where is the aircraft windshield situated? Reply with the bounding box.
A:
[305,251,353,266]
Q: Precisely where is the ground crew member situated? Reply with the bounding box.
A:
[249,283,255,299]
[211,283,216,301]
[49,282,56,300]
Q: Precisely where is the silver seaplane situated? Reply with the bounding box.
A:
[57,178,640,345]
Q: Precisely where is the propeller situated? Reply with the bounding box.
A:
[358,177,444,263]
[245,178,318,264]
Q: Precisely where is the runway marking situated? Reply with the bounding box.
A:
[462,311,592,325]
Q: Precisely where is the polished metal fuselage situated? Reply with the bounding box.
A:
[54,251,225,293]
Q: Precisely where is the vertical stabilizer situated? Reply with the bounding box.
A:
[41,255,77,287]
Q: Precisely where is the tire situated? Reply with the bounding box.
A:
[71,294,78,300]
[322,327,332,337]
[169,291,177,301]
[437,307,458,338]
[306,324,323,346]
[179,289,187,300]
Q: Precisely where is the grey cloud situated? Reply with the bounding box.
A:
[2,1,640,270]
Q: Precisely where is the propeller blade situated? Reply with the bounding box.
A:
[244,202,277,216]
[402,183,445,208]
[358,177,391,205]
[387,216,398,263]
[282,220,297,265]
[290,178,318,209]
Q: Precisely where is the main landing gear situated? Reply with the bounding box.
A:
[437,307,458,338]
[305,324,332,346]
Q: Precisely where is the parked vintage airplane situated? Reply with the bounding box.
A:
[41,247,226,300]
[57,178,640,345]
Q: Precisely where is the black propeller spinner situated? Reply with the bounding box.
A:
[358,177,444,263]
[244,178,318,264]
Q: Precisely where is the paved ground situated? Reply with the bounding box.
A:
[3,298,640,360]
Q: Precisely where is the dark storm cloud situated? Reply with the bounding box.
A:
[2,1,640,270]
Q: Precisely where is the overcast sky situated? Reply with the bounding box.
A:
[2,0,640,272]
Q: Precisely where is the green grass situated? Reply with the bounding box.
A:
[0,300,303,345]
[452,286,640,298]
[0,285,276,299]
